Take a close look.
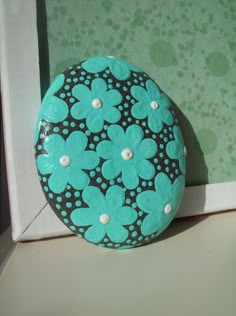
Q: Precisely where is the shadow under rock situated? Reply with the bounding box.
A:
[171,99,209,186]
[146,214,208,246]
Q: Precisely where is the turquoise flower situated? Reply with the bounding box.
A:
[70,186,137,243]
[137,173,185,236]
[166,126,186,174]
[82,56,141,80]
[71,78,122,132]
[97,124,157,189]
[34,74,68,144]
[36,132,99,194]
[131,80,174,133]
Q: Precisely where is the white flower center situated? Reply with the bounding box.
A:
[184,146,187,156]
[150,101,159,110]
[99,214,110,225]
[164,203,172,214]
[107,56,115,58]
[121,148,134,160]
[92,98,103,109]
[59,155,71,167]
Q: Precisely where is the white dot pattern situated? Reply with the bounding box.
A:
[92,98,103,109]
[121,148,134,160]
[150,101,159,110]
[59,155,71,167]
[164,203,172,214]
[99,214,110,224]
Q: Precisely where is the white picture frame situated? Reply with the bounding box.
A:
[1,0,235,241]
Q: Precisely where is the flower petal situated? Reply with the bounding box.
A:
[48,166,67,193]
[37,154,56,175]
[154,173,172,198]
[44,134,65,157]
[122,164,139,189]
[179,158,186,175]
[103,89,122,107]
[148,112,163,133]
[131,85,149,102]
[166,140,179,160]
[85,224,106,243]
[97,140,119,159]
[41,96,68,124]
[72,84,91,103]
[136,138,157,159]
[107,221,129,243]
[159,93,171,108]
[173,125,184,144]
[102,159,121,180]
[71,101,91,120]
[115,206,137,225]
[136,159,155,180]
[146,80,160,100]
[106,185,124,209]
[107,125,125,146]
[103,106,121,124]
[141,213,160,236]
[161,108,174,126]
[82,186,106,209]
[66,131,88,154]
[126,125,144,150]
[110,60,130,80]
[131,101,149,119]
[82,57,108,73]
[91,78,107,95]
[68,168,90,190]
[70,207,99,226]
[78,151,100,170]
[137,190,160,214]
[172,175,185,206]
[86,111,104,132]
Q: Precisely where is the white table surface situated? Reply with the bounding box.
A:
[0,211,236,316]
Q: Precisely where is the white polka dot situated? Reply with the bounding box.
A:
[164,203,172,214]
[121,148,134,160]
[184,146,187,156]
[59,155,71,167]
[92,98,103,109]
[150,101,159,110]
[99,214,110,225]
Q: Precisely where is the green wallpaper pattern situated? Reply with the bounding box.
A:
[39,0,236,186]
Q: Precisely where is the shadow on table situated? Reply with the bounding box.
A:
[151,214,208,245]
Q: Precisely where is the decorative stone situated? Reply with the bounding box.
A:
[34,56,186,249]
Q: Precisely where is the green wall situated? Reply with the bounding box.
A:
[37,0,236,186]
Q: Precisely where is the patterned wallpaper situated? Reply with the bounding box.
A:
[38,0,236,186]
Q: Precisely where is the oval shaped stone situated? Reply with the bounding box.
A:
[34,56,186,249]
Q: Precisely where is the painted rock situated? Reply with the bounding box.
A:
[34,56,186,249]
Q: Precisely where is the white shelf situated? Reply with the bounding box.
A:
[1,211,236,316]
